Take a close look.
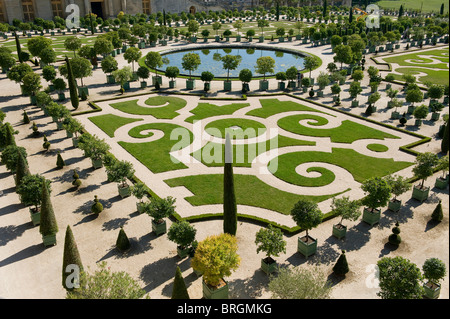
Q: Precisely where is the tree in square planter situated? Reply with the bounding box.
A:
[62,116,84,148]
[385,174,411,212]
[412,104,428,126]
[275,72,287,91]
[107,160,135,198]
[286,66,298,90]
[131,182,148,213]
[330,196,361,239]
[165,66,179,89]
[255,56,275,91]
[22,72,42,105]
[191,233,240,299]
[389,98,403,119]
[182,52,201,90]
[143,196,176,236]
[123,46,142,80]
[221,54,241,91]
[46,101,70,131]
[255,225,286,275]
[168,220,197,258]
[377,256,424,299]
[201,71,215,93]
[112,66,133,93]
[39,180,58,247]
[53,78,67,101]
[422,258,447,299]
[239,68,252,93]
[434,155,448,189]
[101,55,118,84]
[411,152,439,202]
[77,134,110,169]
[361,177,392,226]
[349,81,362,107]
[136,66,150,89]
[16,174,51,226]
[291,199,322,257]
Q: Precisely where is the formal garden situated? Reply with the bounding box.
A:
[0,2,449,300]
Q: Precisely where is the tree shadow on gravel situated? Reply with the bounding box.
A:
[228,270,270,299]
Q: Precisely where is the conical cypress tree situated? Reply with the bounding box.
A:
[65,56,79,110]
[333,250,349,276]
[4,123,16,147]
[15,32,23,63]
[441,121,448,154]
[171,266,190,299]
[431,200,444,222]
[15,151,30,189]
[56,151,65,169]
[349,7,353,23]
[62,225,83,291]
[39,180,58,241]
[23,111,30,124]
[399,5,404,17]
[43,134,50,151]
[223,133,237,236]
[116,227,131,252]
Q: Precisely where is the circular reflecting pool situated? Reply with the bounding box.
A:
[159,46,306,78]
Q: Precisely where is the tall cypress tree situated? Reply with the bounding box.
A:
[223,133,237,236]
[15,32,23,63]
[440,3,444,15]
[39,180,58,244]
[349,7,353,23]
[171,266,189,299]
[65,56,79,110]
[62,225,83,291]
[441,121,449,154]
[398,5,404,18]
[15,150,30,189]
[323,0,328,18]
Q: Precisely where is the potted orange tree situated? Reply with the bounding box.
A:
[255,225,286,275]
[330,196,361,239]
[291,199,322,257]
[422,258,447,299]
[143,196,176,236]
[434,155,448,189]
[361,177,391,226]
[107,160,135,198]
[412,152,439,202]
[168,220,197,258]
[385,174,411,212]
[16,174,51,226]
[191,233,240,299]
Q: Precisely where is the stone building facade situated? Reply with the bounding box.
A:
[0,0,352,24]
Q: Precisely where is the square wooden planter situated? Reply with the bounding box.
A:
[362,207,381,226]
[388,199,402,212]
[29,208,41,226]
[118,184,131,198]
[91,158,103,169]
[351,100,359,108]
[202,279,228,299]
[297,235,317,257]
[423,282,441,299]
[177,246,190,259]
[332,224,347,239]
[136,202,145,213]
[259,80,269,91]
[42,234,57,247]
[412,185,429,202]
[261,257,277,275]
[186,79,196,90]
[152,219,167,236]
[223,81,232,91]
[434,177,447,190]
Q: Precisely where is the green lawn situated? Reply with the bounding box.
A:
[88,114,143,137]
[387,67,449,86]
[118,122,193,173]
[383,49,449,70]
[271,148,414,186]
[246,98,327,118]
[192,135,315,167]
[277,115,400,143]
[376,0,446,13]
[185,102,250,123]
[164,173,346,215]
[205,118,267,139]
[110,95,187,119]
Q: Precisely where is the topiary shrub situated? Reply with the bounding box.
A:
[172,266,190,299]
[23,111,30,124]
[31,122,39,137]
[56,151,65,169]
[72,169,81,188]
[43,134,50,151]
[91,195,103,214]
[116,227,131,252]
[388,222,402,246]
[431,200,443,222]
[332,250,349,276]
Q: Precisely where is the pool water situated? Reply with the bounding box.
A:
[160,47,306,78]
